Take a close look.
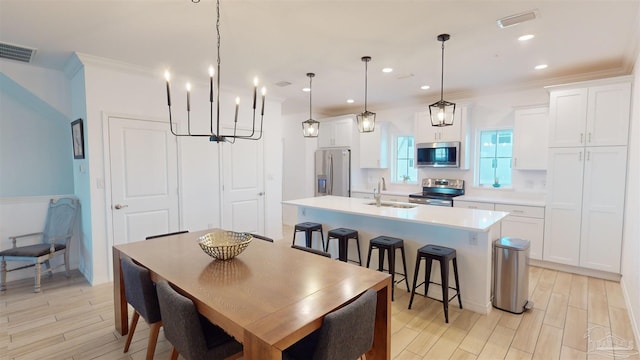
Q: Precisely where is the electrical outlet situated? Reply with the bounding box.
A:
[469,233,478,245]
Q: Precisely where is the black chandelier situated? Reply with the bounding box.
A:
[429,33,455,127]
[163,0,266,143]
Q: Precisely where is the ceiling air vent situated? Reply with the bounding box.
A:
[0,42,37,63]
[497,10,537,29]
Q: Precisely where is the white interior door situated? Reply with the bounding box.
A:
[109,116,179,244]
[221,138,265,234]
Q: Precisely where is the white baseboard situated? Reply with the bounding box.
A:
[529,259,621,281]
[620,277,640,354]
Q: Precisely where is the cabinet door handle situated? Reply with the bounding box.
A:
[580,133,584,144]
[588,132,592,143]
[512,210,524,214]
[586,151,590,161]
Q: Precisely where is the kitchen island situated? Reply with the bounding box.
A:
[283,195,509,314]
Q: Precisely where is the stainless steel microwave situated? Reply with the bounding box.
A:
[416,141,461,168]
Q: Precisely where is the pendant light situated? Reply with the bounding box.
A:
[302,73,320,137]
[356,56,376,133]
[429,34,456,127]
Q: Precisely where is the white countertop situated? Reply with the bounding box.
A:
[283,196,509,232]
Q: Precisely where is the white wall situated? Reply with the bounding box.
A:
[621,49,640,346]
[1,53,283,285]
[281,112,318,225]
[351,88,549,202]
[67,54,283,284]
[0,68,73,197]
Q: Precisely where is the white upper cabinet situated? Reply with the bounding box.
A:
[513,107,549,170]
[415,106,466,143]
[359,122,388,168]
[586,83,632,146]
[548,80,631,148]
[318,116,354,148]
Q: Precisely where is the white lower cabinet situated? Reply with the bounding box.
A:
[453,200,495,211]
[496,204,544,260]
[544,146,627,272]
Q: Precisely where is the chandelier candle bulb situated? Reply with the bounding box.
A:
[234,97,240,123]
[253,77,258,109]
[209,66,214,102]
[261,87,266,116]
[164,70,171,107]
[186,83,191,112]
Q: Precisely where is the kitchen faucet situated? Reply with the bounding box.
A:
[373,180,383,207]
[381,177,387,191]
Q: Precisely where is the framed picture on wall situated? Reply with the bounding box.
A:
[71,118,85,159]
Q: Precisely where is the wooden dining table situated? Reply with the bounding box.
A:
[112,229,391,359]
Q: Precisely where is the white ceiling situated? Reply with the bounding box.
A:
[1,0,639,117]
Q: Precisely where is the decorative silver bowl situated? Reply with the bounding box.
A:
[198,231,252,260]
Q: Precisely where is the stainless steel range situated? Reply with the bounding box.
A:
[408,178,464,207]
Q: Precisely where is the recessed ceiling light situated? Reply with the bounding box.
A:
[518,34,535,41]
[302,87,311,92]
[382,68,393,73]
[420,85,430,90]
[346,99,355,104]
[535,64,548,70]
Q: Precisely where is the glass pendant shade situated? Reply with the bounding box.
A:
[430,33,456,127]
[429,100,455,127]
[357,56,376,133]
[357,111,376,132]
[302,118,320,137]
[302,72,319,137]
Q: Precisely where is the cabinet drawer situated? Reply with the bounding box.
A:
[454,200,495,211]
[495,204,544,218]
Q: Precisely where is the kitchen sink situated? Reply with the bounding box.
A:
[366,202,417,209]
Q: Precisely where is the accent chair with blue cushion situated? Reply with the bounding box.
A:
[0,197,79,293]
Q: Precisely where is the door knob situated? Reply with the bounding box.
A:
[114,204,129,209]
[257,192,265,196]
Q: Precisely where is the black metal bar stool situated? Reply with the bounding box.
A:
[325,228,361,265]
[292,222,325,250]
[366,236,410,301]
[408,244,462,323]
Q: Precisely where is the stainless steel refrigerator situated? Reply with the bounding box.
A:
[315,148,351,197]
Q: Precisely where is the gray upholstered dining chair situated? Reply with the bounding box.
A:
[0,197,79,293]
[291,244,331,258]
[120,257,162,360]
[283,289,377,360]
[156,280,243,360]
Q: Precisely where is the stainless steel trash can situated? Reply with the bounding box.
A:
[493,237,530,314]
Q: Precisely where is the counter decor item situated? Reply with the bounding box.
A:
[198,230,252,260]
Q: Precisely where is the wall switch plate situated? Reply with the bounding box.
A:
[469,233,478,245]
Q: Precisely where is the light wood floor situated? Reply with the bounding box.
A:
[1,237,638,359]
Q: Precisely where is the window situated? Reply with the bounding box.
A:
[478,129,513,187]
[394,136,418,183]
